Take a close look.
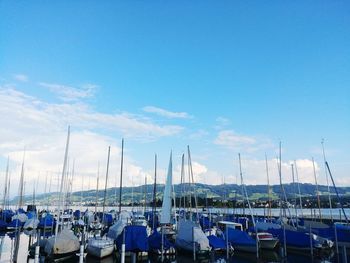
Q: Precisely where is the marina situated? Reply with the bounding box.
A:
[0,206,349,262]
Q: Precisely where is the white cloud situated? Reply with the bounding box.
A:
[39,82,97,101]
[143,106,192,119]
[214,130,274,153]
[214,130,256,150]
[0,86,186,197]
[13,74,28,82]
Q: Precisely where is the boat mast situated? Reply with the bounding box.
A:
[290,164,299,224]
[102,146,111,224]
[152,154,157,230]
[238,153,256,228]
[312,157,322,221]
[2,157,9,212]
[118,139,124,215]
[187,146,199,223]
[325,161,348,224]
[55,126,71,238]
[180,153,185,214]
[265,154,272,219]
[18,151,26,210]
[143,174,147,214]
[321,139,333,222]
[277,142,294,226]
[95,163,100,215]
[293,161,304,218]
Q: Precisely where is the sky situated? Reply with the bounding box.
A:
[0,1,349,198]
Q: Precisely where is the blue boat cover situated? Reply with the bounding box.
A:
[336,224,350,243]
[102,213,113,226]
[0,219,7,230]
[199,216,213,229]
[148,230,174,251]
[207,235,226,250]
[145,211,159,229]
[314,224,350,243]
[116,225,149,252]
[227,228,256,247]
[38,214,55,228]
[27,211,36,219]
[8,219,22,228]
[73,210,81,219]
[17,208,26,214]
[268,228,320,248]
[2,210,14,222]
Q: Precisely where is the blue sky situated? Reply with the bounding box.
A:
[0,1,349,195]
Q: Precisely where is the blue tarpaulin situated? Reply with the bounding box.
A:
[7,219,22,229]
[227,228,256,247]
[116,225,149,252]
[268,228,320,248]
[207,235,226,250]
[0,219,7,230]
[148,230,174,251]
[38,214,55,228]
[199,216,213,229]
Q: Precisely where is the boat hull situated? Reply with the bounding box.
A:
[87,244,114,258]
[259,239,279,250]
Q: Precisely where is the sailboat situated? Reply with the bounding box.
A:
[149,152,176,255]
[44,127,80,261]
[175,147,211,255]
[0,157,10,231]
[8,152,27,231]
[87,146,115,258]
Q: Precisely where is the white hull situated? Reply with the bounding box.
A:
[87,238,115,258]
[87,244,114,258]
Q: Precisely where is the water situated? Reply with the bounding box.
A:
[0,231,349,263]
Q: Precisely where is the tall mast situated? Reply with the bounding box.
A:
[278,142,294,225]
[2,157,9,212]
[238,153,256,228]
[18,151,26,209]
[118,138,124,215]
[55,126,71,238]
[312,157,322,221]
[152,154,157,230]
[180,153,185,211]
[102,146,111,224]
[144,174,147,213]
[95,163,100,215]
[325,161,348,224]
[265,154,271,219]
[187,146,199,222]
[294,160,304,218]
[291,164,298,222]
[321,139,333,221]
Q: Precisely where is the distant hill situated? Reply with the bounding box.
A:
[10,183,350,207]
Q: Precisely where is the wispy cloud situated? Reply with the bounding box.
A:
[39,82,97,101]
[214,129,274,153]
[143,106,192,119]
[214,130,256,149]
[0,86,187,197]
[13,74,28,82]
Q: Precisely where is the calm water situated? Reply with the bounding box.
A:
[0,231,349,263]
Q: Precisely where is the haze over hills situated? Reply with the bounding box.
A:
[11,183,350,207]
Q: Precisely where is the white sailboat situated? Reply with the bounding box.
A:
[45,127,80,260]
[175,147,211,255]
[160,152,173,225]
[87,146,115,258]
